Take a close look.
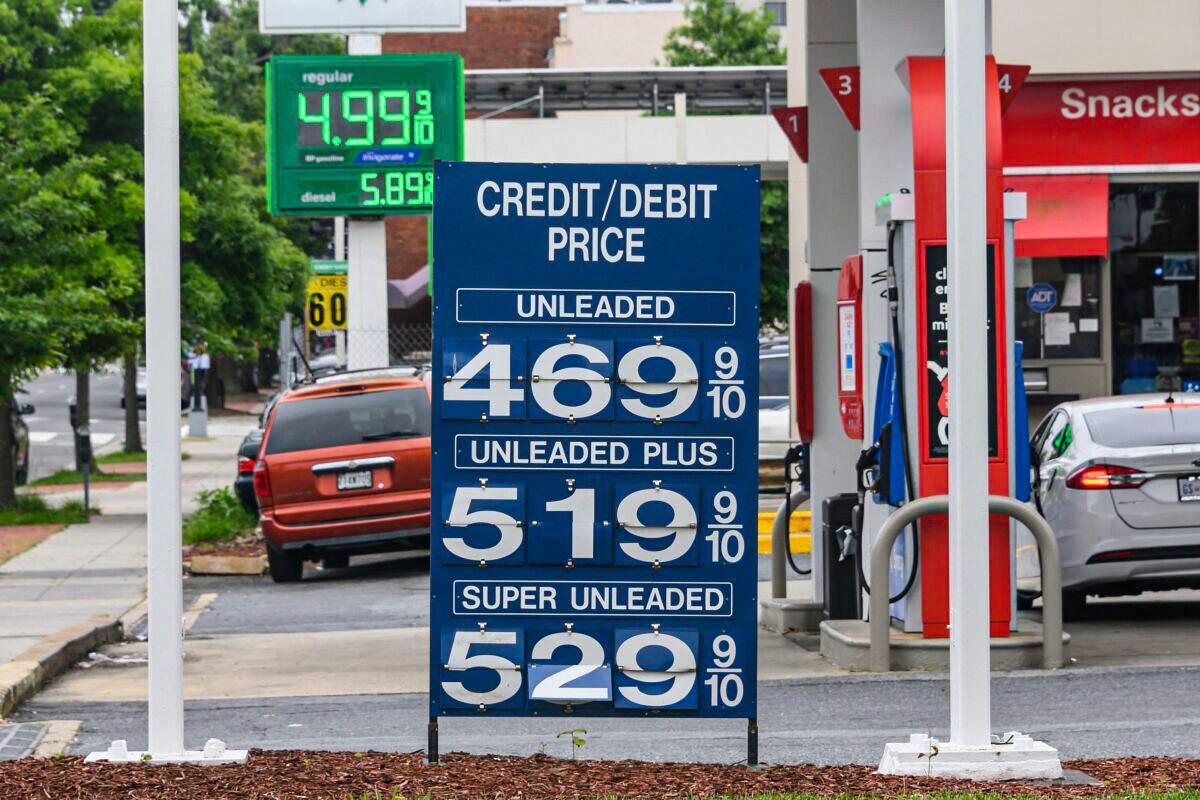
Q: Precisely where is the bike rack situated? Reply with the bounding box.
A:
[868,494,1064,672]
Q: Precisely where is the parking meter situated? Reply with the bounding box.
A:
[75,425,93,464]
[68,399,79,431]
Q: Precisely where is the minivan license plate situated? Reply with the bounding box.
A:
[337,470,373,491]
[1178,475,1200,503]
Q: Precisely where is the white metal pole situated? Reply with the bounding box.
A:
[945,0,991,748]
[347,34,390,370]
[144,0,184,756]
[674,92,688,163]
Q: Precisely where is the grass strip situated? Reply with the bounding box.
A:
[30,468,146,486]
[0,495,93,526]
[96,450,190,464]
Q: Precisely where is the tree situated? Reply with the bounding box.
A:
[662,0,785,69]
[663,0,790,325]
[0,0,130,504]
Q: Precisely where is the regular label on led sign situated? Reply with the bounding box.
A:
[266,55,463,217]
[430,162,759,723]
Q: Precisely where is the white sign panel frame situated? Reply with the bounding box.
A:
[260,0,466,34]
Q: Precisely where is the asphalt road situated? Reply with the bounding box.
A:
[14,554,1200,763]
[19,665,1200,763]
[16,369,137,482]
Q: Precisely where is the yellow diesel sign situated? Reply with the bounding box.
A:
[306,274,348,331]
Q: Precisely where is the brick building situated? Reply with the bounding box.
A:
[382,2,564,323]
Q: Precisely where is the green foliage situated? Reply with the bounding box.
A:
[557,728,587,759]
[0,495,91,526]
[183,486,258,544]
[662,0,789,326]
[759,182,790,325]
[31,468,145,487]
[662,0,785,67]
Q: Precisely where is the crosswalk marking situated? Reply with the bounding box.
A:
[27,432,116,446]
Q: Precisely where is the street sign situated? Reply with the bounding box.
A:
[310,259,347,275]
[307,274,348,331]
[266,55,464,217]
[429,163,760,746]
[260,0,465,34]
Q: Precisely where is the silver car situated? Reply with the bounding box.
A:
[1029,394,1200,618]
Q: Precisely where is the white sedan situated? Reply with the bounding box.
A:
[1024,394,1200,618]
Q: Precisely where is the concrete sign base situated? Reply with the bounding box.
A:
[86,738,247,765]
[878,732,1062,780]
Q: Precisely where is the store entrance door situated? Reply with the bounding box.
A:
[1109,182,1200,394]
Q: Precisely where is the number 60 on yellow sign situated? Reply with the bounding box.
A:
[306,274,348,331]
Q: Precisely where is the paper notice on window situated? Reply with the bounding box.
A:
[1014,258,1033,288]
[1154,284,1180,318]
[1062,273,1082,306]
[1079,318,1100,333]
[1044,312,1073,346]
[1142,317,1175,344]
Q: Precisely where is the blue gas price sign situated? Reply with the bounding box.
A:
[430,162,759,732]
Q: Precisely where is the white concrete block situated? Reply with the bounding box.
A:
[878,732,1062,780]
[86,738,248,765]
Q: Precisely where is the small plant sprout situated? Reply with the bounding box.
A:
[557,728,587,760]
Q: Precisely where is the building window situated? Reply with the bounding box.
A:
[764,1,786,25]
[1109,182,1200,393]
[1014,256,1103,361]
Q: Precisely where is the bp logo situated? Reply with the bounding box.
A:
[1026,282,1057,314]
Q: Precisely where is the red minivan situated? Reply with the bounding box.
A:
[255,371,431,582]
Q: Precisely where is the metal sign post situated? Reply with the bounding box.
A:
[87,0,244,765]
[429,162,761,762]
[945,0,991,750]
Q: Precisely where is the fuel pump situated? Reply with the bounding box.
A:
[832,55,1030,638]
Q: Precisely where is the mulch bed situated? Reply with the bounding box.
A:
[1,751,1197,800]
[183,535,265,560]
[98,462,147,475]
[0,523,62,564]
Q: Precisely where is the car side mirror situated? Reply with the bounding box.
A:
[17,403,34,416]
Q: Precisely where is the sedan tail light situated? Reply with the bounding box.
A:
[1066,464,1148,490]
[237,456,256,475]
[253,460,272,498]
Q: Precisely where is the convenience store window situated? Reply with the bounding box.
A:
[1013,256,1104,360]
[1109,182,1200,394]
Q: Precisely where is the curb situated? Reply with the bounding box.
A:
[187,555,266,575]
[0,615,124,719]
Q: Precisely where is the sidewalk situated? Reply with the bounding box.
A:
[0,418,255,716]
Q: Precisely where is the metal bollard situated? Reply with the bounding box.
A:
[868,494,1063,671]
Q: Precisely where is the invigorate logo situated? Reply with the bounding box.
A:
[1061,85,1200,120]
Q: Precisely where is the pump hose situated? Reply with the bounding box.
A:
[852,221,921,605]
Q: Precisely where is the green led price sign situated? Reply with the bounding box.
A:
[266,54,464,216]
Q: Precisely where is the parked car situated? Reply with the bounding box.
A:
[233,391,283,514]
[1024,394,1200,618]
[9,402,33,486]
[254,371,432,582]
[759,342,792,489]
[234,428,264,514]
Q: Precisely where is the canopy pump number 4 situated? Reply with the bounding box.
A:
[442,336,749,423]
